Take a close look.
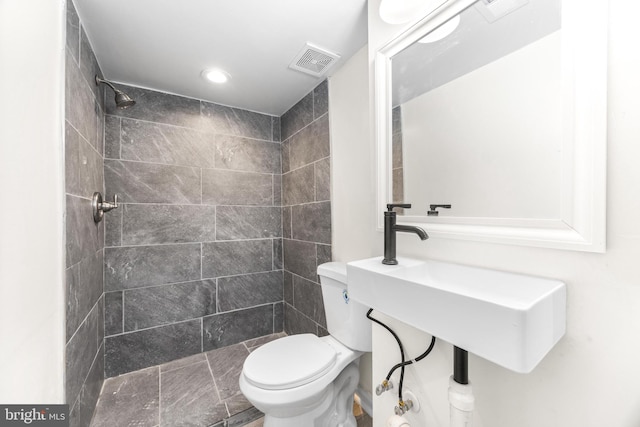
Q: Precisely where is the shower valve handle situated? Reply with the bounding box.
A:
[92,192,119,223]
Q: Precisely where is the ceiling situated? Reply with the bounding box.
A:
[74,0,368,116]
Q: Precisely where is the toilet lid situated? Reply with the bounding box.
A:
[243,334,337,390]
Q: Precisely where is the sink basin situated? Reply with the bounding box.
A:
[347,257,566,373]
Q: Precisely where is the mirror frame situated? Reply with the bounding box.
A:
[375,0,607,252]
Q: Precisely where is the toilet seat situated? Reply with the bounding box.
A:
[243,334,337,390]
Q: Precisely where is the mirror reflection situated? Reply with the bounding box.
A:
[391,0,562,219]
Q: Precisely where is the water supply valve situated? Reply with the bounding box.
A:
[376,379,394,396]
[394,399,414,416]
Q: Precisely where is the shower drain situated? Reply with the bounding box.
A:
[209,406,263,427]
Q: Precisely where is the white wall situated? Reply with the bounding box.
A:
[0,0,66,403]
[330,0,640,425]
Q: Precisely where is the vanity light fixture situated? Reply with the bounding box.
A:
[202,68,230,84]
[418,14,461,43]
[379,0,432,25]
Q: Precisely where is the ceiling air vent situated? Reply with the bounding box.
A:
[289,43,340,77]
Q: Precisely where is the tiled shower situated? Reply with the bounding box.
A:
[64,0,332,424]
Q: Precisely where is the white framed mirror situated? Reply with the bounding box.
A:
[375,0,607,252]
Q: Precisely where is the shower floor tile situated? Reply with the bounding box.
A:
[90,331,373,427]
[90,332,285,427]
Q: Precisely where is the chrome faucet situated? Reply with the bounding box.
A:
[382,204,428,265]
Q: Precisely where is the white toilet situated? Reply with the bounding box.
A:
[239,262,372,427]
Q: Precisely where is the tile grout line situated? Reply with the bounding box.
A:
[158,366,162,427]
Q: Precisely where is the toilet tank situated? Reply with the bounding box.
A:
[317,262,372,352]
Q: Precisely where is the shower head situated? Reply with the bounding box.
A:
[95,75,136,109]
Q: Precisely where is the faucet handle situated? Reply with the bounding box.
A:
[387,203,411,212]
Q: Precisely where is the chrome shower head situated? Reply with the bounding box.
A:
[95,75,136,109]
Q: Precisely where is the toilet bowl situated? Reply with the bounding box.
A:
[239,262,372,427]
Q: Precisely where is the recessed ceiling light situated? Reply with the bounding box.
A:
[418,14,461,43]
[202,68,230,84]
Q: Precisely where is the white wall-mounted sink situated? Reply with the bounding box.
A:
[347,257,566,373]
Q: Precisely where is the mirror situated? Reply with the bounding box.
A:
[375,0,607,252]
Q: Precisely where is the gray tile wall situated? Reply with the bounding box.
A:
[103,83,284,377]
[281,81,332,337]
[65,1,105,425]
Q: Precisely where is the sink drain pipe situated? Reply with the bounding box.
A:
[449,347,474,427]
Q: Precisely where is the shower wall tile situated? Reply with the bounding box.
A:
[80,27,103,106]
[104,115,121,159]
[203,305,274,350]
[217,271,283,312]
[105,84,201,128]
[104,244,201,291]
[104,206,122,247]
[124,280,216,331]
[272,116,281,142]
[66,302,100,404]
[105,291,123,336]
[65,123,103,198]
[202,240,273,278]
[65,11,104,424]
[274,302,284,332]
[66,0,80,63]
[281,92,313,141]
[66,249,103,340]
[202,169,273,206]
[122,204,216,245]
[215,135,281,174]
[283,206,292,239]
[75,344,104,427]
[66,195,103,268]
[104,319,202,377]
[282,164,314,206]
[201,102,274,141]
[281,139,290,173]
[66,50,99,149]
[293,275,326,327]
[120,119,215,168]
[283,272,293,305]
[216,206,281,240]
[284,303,317,336]
[102,84,289,377]
[281,81,331,336]
[274,174,282,206]
[317,244,332,267]
[104,159,201,204]
[273,238,283,270]
[283,239,317,282]
[315,157,331,201]
[313,80,329,119]
[291,201,331,244]
[288,114,330,171]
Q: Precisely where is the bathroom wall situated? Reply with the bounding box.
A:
[102,85,283,377]
[64,0,106,425]
[0,0,66,403]
[329,0,640,425]
[280,81,333,336]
